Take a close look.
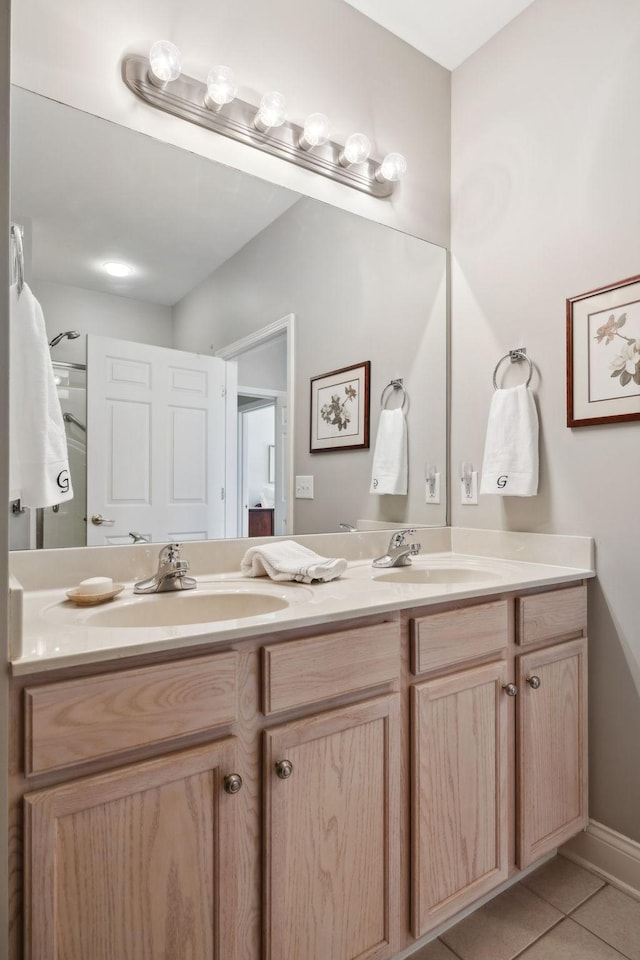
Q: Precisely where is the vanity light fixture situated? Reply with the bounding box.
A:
[375,152,408,183]
[204,65,237,110]
[147,40,182,87]
[122,43,407,198]
[103,261,133,278]
[299,112,330,151]
[338,133,371,167]
[254,91,288,132]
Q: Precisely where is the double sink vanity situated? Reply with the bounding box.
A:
[7,526,594,960]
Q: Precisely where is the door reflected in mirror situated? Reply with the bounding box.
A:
[10,86,447,550]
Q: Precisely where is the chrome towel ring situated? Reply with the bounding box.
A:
[492,348,533,390]
[380,378,408,411]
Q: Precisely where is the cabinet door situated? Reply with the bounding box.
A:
[24,739,241,960]
[517,637,588,867]
[412,662,510,936]
[264,696,401,960]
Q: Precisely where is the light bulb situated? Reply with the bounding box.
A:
[204,65,237,110]
[299,112,330,151]
[254,91,287,132]
[103,261,133,278]
[376,152,408,183]
[339,133,371,167]
[148,40,182,87]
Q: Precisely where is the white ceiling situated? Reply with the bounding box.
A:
[11,89,300,306]
[343,0,536,70]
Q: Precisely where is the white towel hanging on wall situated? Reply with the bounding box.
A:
[9,282,74,508]
[480,383,539,496]
[370,408,408,495]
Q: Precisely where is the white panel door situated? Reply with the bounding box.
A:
[87,336,229,545]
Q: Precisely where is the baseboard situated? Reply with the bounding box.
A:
[561,820,640,900]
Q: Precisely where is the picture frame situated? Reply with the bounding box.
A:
[310,361,370,452]
[567,273,640,427]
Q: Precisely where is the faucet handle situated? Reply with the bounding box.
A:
[390,528,416,547]
[159,542,183,564]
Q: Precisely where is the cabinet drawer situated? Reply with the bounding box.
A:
[262,621,400,715]
[517,585,586,647]
[25,651,238,776]
[411,600,508,675]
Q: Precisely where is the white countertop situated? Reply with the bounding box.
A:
[10,549,595,675]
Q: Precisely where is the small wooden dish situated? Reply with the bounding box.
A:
[65,584,125,606]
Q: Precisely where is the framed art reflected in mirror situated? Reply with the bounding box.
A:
[310,362,370,453]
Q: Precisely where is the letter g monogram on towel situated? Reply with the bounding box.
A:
[57,470,70,494]
[497,475,508,489]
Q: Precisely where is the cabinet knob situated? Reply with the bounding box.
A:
[502,682,518,697]
[275,759,294,780]
[526,675,542,690]
[223,773,243,795]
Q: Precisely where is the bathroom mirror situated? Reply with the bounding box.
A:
[10,86,447,549]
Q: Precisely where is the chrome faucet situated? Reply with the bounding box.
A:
[372,529,421,568]
[133,543,197,593]
[129,531,150,544]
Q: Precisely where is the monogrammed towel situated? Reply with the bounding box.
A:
[480,384,539,497]
[9,282,74,508]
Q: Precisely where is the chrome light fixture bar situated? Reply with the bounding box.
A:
[122,54,405,198]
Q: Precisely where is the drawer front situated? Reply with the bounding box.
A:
[517,585,587,647]
[263,621,400,715]
[412,600,508,675]
[25,651,238,776]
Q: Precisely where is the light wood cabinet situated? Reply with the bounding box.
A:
[263,695,401,960]
[11,583,588,960]
[23,738,241,960]
[517,637,588,867]
[410,589,589,938]
[411,662,510,936]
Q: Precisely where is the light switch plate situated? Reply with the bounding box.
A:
[425,473,441,504]
[460,471,478,505]
[295,475,314,499]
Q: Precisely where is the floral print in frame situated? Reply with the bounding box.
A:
[567,274,640,426]
[310,361,370,451]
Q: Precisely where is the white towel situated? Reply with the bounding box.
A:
[9,283,74,508]
[370,408,407,495]
[241,540,347,583]
[480,384,539,496]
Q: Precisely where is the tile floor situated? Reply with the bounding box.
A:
[412,855,640,960]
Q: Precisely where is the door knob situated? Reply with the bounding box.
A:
[502,682,518,697]
[223,773,243,795]
[526,676,541,689]
[91,514,115,525]
[275,759,293,779]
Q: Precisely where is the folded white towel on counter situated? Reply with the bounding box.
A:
[370,408,408,495]
[9,282,74,508]
[240,540,347,583]
[480,384,539,497]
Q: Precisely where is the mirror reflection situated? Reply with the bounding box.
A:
[10,87,447,549]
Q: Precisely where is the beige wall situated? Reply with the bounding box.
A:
[11,0,450,247]
[451,0,640,840]
[173,197,448,532]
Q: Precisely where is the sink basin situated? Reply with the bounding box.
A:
[373,565,506,585]
[45,581,311,629]
[83,591,290,627]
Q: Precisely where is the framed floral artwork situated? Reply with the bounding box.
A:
[310,361,370,452]
[567,273,640,426]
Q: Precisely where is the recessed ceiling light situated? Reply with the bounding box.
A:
[103,261,133,277]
